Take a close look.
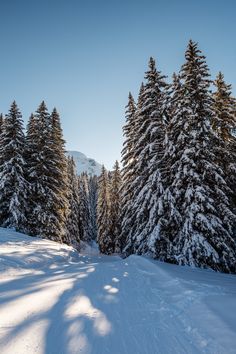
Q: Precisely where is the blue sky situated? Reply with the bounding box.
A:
[0,0,235,168]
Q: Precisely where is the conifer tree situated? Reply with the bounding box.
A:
[146,73,183,259]
[0,114,4,135]
[25,113,39,235]
[157,41,236,272]
[78,173,91,242]
[97,166,111,254]
[0,102,28,231]
[27,102,68,241]
[48,108,69,242]
[118,91,137,252]
[123,58,168,255]
[109,161,122,253]
[212,73,236,227]
[88,175,98,240]
[65,156,80,246]
[0,114,5,165]
[26,101,52,238]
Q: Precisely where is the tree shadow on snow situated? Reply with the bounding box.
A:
[0,252,132,354]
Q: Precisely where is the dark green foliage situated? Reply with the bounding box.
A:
[109,161,121,253]
[26,102,69,241]
[97,166,112,254]
[0,102,28,231]
[120,41,236,273]
[65,157,80,246]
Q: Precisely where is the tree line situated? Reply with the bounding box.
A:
[97,40,236,274]
[0,101,98,247]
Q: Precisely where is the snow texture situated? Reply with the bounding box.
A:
[67,151,102,176]
[0,228,235,354]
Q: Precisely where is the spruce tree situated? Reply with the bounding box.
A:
[0,114,5,166]
[25,113,39,235]
[65,156,80,246]
[118,91,137,252]
[157,41,236,272]
[212,72,236,224]
[212,72,236,139]
[0,114,4,135]
[123,58,168,255]
[147,73,183,260]
[109,161,122,253]
[27,102,65,241]
[26,101,52,238]
[0,101,28,231]
[88,175,98,240]
[78,173,91,242]
[48,108,69,242]
[97,166,111,254]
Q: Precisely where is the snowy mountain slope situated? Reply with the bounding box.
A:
[67,151,102,176]
[0,228,236,354]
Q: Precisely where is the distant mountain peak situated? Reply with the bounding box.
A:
[67,151,102,176]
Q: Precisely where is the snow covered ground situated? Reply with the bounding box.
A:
[0,228,235,354]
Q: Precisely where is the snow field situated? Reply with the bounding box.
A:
[0,228,235,354]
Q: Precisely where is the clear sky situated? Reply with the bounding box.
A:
[0,0,235,169]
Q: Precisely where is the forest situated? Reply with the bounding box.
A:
[0,40,235,273]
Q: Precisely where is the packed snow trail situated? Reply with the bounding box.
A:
[0,229,236,354]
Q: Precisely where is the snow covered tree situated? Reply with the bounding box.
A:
[212,72,236,140]
[123,57,168,255]
[47,108,69,242]
[0,113,4,135]
[212,72,236,237]
[156,40,236,272]
[109,161,121,253]
[118,91,137,252]
[65,156,80,246]
[88,175,98,240]
[26,102,68,242]
[0,101,28,231]
[26,103,50,236]
[25,113,39,235]
[0,113,5,165]
[78,172,91,242]
[146,73,183,260]
[97,166,112,254]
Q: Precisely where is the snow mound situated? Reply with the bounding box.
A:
[0,228,236,354]
[0,228,79,276]
[67,151,102,176]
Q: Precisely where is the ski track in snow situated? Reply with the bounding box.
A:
[0,228,235,354]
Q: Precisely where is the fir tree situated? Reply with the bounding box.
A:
[65,156,80,246]
[0,113,5,165]
[48,108,69,242]
[123,58,168,255]
[118,91,137,252]
[0,114,4,135]
[88,175,98,240]
[25,113,39,235]
[109,161,122,253]
[157,41,236,272]
[26,102,68,241]
[97,166,111,254]
[0,101,28,231]
[78,173,91,242]
[26,101,52,238]
[212,72,236,140]
[147,73,183,260]
[213,72,236,237]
